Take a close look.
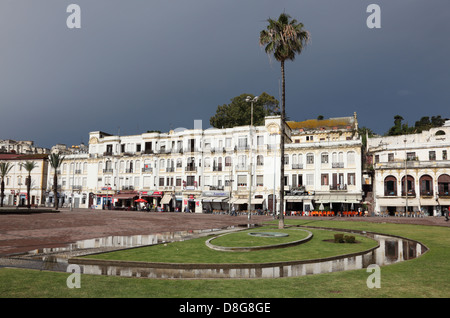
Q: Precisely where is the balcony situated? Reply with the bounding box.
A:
[235,164,248,171]
[330,184,347,191]
[438,191,450,198]
[166,167,175,172]
[401,190,416,197]
[103,168,114,174]
[125,168,134,173]
[213,165,223,172]
[74,169,82,174]
[332,162,344,168]
[142,167,153,173]
[292,164,303,169]
[420,190,434,197]
[185,166,197,172]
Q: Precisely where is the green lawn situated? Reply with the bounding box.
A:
[1,219,449,298]
[86,226,376,264]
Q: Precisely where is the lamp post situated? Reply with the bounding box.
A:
[245,96,258,220]
[404,138,408,216]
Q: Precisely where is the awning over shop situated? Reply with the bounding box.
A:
[213,197,228,202]
[160,194,172,205]
[437,198,450,206]
[252,198,265,204]
[285,196,304,202]
[113,194,138,200]
[419,198,439,206]
[231,198,248,204]
[377,197,420,207]
[314,194,362,204]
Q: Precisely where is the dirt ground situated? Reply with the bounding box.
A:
[0,208,448,256]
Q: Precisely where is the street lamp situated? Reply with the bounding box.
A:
[245,95,258,220]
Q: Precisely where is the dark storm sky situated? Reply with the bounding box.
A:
[1,0,449,148]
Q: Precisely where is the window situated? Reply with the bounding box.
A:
[321,174,329,186]
[388,153,394,162]
[429,151,436,161]
[238,137,248,149]
[159,177,164,186]
[256,175,264,186]
[257,135,264,146]
[225,138,232,148]
[407,152,416,161]
[347,173,356,185]
[225,156,232,167]
[306,174,314,186]
[186,176,195,186]
[284,155,289,165]
[257,155,264,166]
[443,150,448,160]
[176,178,182,187]
[306,153,314,164]
[321,153,328,164]
[237,175,247,186]
[384,176,397,196]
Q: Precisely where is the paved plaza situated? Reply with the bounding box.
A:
[0,208,448,256]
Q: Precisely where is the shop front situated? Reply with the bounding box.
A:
[200,191,229,213]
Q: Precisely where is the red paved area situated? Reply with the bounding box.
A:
[0,208,448,256]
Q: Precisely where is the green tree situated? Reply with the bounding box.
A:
[21,161,37,209]
[48,153,65,210]
[0,162,13,207]
[259,12,310,229]
[210,92,279,128]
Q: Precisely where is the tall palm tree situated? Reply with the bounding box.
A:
[48,153,65,210]
[0,162,13,207]
[259,13,310,229]
[21,161,37,209]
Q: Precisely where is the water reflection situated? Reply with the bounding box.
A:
[0,227,428,279]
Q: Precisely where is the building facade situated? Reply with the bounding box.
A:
[42,114,363,214]
[0,154,49,207]
[367,120,450,216]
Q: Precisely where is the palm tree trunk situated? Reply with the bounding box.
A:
[53,173,58,210]
[279,59,285,229]
[0,180,4,208]
[26,175,31,209]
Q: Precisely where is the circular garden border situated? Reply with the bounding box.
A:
[205,228,313,252]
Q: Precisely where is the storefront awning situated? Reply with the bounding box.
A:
[160,194,172,205]
[231,198,248,204]
[113,194,138,200]
[252,198,265,204]
[285,196,304,202]
[315,194,362,204]
[420,198,438,206]
[437,198,450,206]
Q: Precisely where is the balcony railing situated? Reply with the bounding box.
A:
[166,167,174,172]
[103,168,114,174]
[330,184,347,191]
[235,164,248,171]
[142,167,153,173]
[213,165,222,171]
[185,166,197,172]
[332,162,344,168]
[292,164,303,169]
[401,190,416,197]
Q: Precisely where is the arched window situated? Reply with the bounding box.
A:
[438,174,450,196]
[225,156,232,167]
[401,175,415,196]
[419,175,433,196]
[384,175,397,196]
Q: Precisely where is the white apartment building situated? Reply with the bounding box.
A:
[368,120,450,216]
[44,114,363,215]
[285,113,363,213]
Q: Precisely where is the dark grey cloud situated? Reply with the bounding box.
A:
[1,0,449,148]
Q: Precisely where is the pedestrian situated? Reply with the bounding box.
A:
[444,208,449,222]
[231,205,236,216]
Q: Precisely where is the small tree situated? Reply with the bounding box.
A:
[0,162,13,207]
[21,161,37,209]
[48,153,65,210]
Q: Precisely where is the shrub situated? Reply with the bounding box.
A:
[344,235,356,243]
[334,234,344,243]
